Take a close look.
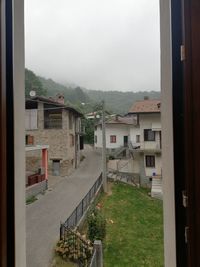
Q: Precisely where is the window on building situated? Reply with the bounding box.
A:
[110,135,116,143]
[25,109,38,130]
[144,129,155,141]
[70,134,74,147]
[136,135,140,143]
[145,155,155,168]
[94,135,97,143]
[25,135,34,145]
[44,104,62,129]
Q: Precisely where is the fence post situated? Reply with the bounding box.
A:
[60,222,64,240]
[82,199,84,215]
[94,240,103,267]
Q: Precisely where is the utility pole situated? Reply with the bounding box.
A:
[102,100,108,193]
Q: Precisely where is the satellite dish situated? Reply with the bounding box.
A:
[30,90,36,97]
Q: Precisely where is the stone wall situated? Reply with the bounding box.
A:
[26,180,48,200]
[26,150,41,172]
[26,103,81,176]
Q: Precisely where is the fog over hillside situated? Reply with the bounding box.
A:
[25,68,160,115]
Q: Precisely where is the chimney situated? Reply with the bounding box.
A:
[56,93,65,104]
[144,96,149,100]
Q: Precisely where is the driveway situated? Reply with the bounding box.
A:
[26,145,101,267]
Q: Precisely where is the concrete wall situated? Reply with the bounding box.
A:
[26,180,47,200]
[108,158,138,173]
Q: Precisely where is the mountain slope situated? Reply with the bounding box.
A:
[85,89,160,114]
[38,76,90,104]
[25,68,160,114]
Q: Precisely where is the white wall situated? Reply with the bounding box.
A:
[95,124,130,149]
[144,153,162,176]
[160,0,177,266]
[13,0,26,266]
[139,113,161,150]
[107,158,140,173]
[129,126,140,145]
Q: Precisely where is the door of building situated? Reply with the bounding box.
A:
[52,160,60,176]
[123,136,128,147]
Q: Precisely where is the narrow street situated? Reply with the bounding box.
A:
[26,146,101,267]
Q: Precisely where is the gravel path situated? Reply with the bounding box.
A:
[26,146,101,267]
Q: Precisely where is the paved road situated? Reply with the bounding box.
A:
[26,146,101,267]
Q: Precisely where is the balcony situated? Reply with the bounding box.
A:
[129,141,161,153]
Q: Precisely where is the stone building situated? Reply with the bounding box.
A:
[25,95,84,176]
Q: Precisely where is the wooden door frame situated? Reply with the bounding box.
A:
[0,1,8,266]
[172,0,200,266]
[171,2,187,265]
[0,0,15,266]
[182,0,200,266]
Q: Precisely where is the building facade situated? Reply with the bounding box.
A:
[25,95,83,177]
[94,99,162,186]
[128,99,162,185]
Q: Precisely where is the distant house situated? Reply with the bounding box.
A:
[94,98,162,187]
[94,115,137,152]
[128,98,162,185]
[25,94,84,177]
[85,111,100,120]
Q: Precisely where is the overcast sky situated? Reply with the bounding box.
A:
[25,0,160,92]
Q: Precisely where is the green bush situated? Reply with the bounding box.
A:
[87,207,106,242]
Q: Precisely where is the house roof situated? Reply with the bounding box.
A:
[25,96,83,117]
[97,115,137,126]
[128,99,161,114]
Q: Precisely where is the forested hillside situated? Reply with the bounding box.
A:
[25,68,160,114]
[85,89,160,114]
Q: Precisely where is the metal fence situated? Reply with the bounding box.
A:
[89,240,103,267]
[89,249,97,267]
[60,173,102,239]
[61,227,93,267]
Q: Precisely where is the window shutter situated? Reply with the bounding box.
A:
[25,110,30,130]
[30,109,37,129]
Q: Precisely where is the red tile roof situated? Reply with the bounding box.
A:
[105,116,137,125]
[129,99,161,114]
[96,115,137,126]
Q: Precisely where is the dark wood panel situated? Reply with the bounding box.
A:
[183,0,200,266]
[171,1,187,266]
[0,0,7,265]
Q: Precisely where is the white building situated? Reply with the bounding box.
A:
[128,99,162,185]
[94,98,162,186]
[94,115,136,151]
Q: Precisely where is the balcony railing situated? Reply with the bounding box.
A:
[129,141,161,151]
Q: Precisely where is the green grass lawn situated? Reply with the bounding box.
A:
[100,182,164,267]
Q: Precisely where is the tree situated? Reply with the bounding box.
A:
[25,68,47,97]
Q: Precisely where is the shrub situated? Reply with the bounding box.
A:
[87,207,106,242]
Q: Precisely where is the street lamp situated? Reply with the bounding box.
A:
[101,100,108,193]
